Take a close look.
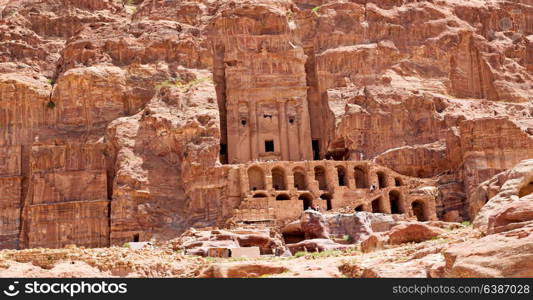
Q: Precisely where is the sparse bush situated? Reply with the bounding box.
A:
[155,76,212,92]
[461,221,472,227]
[343,234,353,243]
[293,249,344,259]
[312,6,321,16]
[47,100,56,109]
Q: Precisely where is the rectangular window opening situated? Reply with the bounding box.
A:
[265,140,274,152]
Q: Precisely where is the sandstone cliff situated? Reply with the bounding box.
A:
[0,0,531,250]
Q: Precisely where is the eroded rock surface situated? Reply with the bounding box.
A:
[0,0,531,267]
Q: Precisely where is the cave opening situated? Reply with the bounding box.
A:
[412,201,427,221]
[371,197,382,213]
[389,190,402,214]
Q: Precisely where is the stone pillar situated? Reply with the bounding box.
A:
[250,101,259,160]
[278,100,289,161]
[383,191,392,214]
[298,95,314,160]
[346,164,356,189]
[240,167,249,195]
[227,103,239,163]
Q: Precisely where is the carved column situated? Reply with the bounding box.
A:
[250,101,258,161]
[278,100,289,161]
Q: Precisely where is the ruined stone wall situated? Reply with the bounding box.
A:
[231,160,437,225]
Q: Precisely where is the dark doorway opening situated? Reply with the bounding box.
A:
[354,167,367,188]
[320,193,332,210]
[299,193,313,210]
[312,139,320,160]
[377,172,387,189]
[293,168,307,190]
[389,190,402,214]
[133,234,139,242]
[248,167,266,190]
[336,166,347,186]
[314,166,328,190]
[355,205,364,212]
[272,167,287,190]
[395,177,403,186]
[219,143,228,164]
[412,201,426,221]
[371,198,382,213]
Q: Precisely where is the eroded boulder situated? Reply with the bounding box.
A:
[388,223,445,245]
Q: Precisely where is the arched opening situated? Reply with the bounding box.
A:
[248,166,265,191]
[276,193,291,201]
[271,167,287,190]
[293,168,307,190]
[519,180,533,198]
[320,193,332,211]
[411,201,427,221]
[354,167,367,188]
[389,190,402,214]
[253,192,268,198]
[377,171,387,189]
[394,177,403,186]
[336,166,347,186]
[354,205,364,212]
[299,193,314,210]
[314,166,328,190]
[371,197,382,213]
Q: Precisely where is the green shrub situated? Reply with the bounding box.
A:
[312,6,321,16]
[343,234,353,243]
[47,100,56,109]
[461,221,472,227]
[293,249,344,259]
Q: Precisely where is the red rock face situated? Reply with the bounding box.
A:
[0,0,532,249]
